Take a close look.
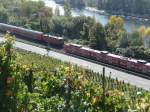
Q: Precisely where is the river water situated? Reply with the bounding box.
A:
[39,0,150,33]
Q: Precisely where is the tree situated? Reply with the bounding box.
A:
[64,0,71,17]
[129,31,143,46]
[89,22,106,50]
[39,7,53,32]
[145,27,150,37]
[105,16,125,51]
[139,27,150,48]
[80,23,90,40]
[55,6,60,16]
[109,16,124,32]
[117,32,129,48]
[0,5,8,23]
[144,48,150,61]
[89,32,97,49]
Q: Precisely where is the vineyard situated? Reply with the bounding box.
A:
[0,34,150,112]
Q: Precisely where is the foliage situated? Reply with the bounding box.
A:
[105,16,125,51]
[89,22,106,50]
[64,0,72,17]
[0,33,18,111]
[0,4,8,23]
[55,6,61,16]
[145,27,150,37]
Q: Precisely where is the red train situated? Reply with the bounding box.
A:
[64,43,150,75]
[0,23,150,75]
[0,23,64,47]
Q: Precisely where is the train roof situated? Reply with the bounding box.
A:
[20,27,43,34]
[107,53,121,59]
[107,53,148,64]
[0,23,43,34]
[93,50,101,53]
[145,63,150,66]
[48,35,64,40]
[128,58,138,63]
[137,60,147,64]
[70,43,82,47]
[120,56,128,60]
[81,47,95,51]
[101,51,109,54]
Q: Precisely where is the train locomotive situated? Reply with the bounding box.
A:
[0,23,150,75]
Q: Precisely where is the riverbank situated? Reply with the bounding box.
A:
[85,7,150,23]
[53,0,150,23]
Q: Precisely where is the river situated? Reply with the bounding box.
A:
[36,0,150,33]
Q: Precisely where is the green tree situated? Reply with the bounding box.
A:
[55,6,61,16]
[80,23,90,40]
[39,7,53,32]
[105,16,125,51]
[117,32,129,48]
[89,22,106,50]
[0,5,8,23]
[64,0,72,17]
[129,31,143,46]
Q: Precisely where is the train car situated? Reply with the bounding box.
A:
[13,27,44,41]
[64,43,82,55]
[106,53,121,65]
[134,60,147,73]
[80,47,93,58]
[0,23,44,41]
[46,35,64,47]
[126,58,137,70]
[64,43,70,52]
[145,63,150,74]
[90,50,101,60]
[0,23,64,47]
[100,51,109,62]
[119,57,128,68]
